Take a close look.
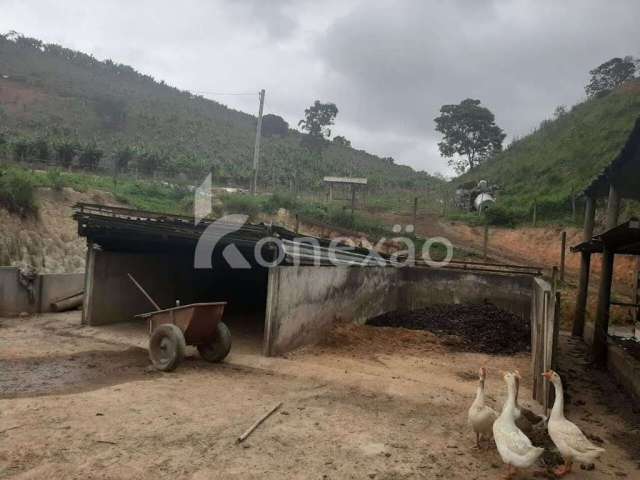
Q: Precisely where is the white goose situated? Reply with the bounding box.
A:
[543,370,605,477]
[493,371,544,479]
[467,367,497,448]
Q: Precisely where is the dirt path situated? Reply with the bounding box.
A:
[1,313,638,479]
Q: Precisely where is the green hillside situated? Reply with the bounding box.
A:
[0,33,436,192]
[456,81,640,221]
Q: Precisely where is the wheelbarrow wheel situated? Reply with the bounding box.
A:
[197,322,232,363]
[149,324,186,371]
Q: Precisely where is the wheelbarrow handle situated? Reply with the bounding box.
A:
[127,273,161,311]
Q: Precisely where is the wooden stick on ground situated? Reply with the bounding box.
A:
[237,402,283,444]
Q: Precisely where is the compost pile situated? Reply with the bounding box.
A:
[366,303,530,355]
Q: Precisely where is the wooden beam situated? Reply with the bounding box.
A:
[593,245,615,366]
[572,196,595,338]
[606,183,621,230]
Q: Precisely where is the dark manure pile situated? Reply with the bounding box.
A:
[366,303,530,355]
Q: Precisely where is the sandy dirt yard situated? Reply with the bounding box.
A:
[1,313,639,479]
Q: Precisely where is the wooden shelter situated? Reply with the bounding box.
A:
[571,117,640,364]
[323,176,367,206]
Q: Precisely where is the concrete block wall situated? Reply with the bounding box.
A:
[265,266,400,355]
[83,248,179,326]
[0,266,84,316]
[0,267,34,316]
[264,265,536,356]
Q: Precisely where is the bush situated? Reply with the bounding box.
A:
[484,205,525,227]
[220,193,263,219]
[0,168,38,216]
[46,168,65,191]
[263,192,300,213]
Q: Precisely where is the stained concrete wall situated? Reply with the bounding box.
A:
[82,246,269,327]
[264,265,535,356]
[0,267,34,316]
[400,268,533,319]
[265,266,401,356]
[83,248,183,326]
[0,267,84,316]
[39,273,84,313]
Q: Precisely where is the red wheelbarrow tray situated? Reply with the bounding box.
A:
[135,302,227,346]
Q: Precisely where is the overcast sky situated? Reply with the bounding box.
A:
[1,0,639,175]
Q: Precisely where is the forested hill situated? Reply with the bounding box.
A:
[0,33,436,191]
[456,80,640,220]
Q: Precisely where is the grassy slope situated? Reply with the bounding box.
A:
[0,34,438,191]
[456,82,640,220]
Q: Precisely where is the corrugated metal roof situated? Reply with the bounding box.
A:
[584,117,640,200]
[323,176,368,185]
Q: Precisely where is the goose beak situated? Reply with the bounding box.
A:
[542,371,552,380]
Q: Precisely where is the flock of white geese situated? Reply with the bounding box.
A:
[468,368,605,479]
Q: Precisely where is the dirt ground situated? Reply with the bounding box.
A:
[1,313,639,479]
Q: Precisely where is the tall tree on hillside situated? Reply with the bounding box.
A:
[78,142,104,171]
[434,99,505,174]
[261,114,289,137]
[585,57,636,97]
[78,142,103,171]
[54,139,78,168]
[332,135,351,148]
[299,101,338,151]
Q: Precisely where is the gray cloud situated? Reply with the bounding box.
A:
[1,0,639,175]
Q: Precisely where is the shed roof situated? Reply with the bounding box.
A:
[323,176,368,185]
[73,203,386,266]
[583,117,640,200]
[571,219,640,255]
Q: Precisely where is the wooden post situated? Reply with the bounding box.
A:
[605,183,621,230]
[593,246,614,366]
[294,214,299,234]
[482,223,489,261]
[559,231,567,284]
[532,199,537,227]
[592,184,621,365]
[572,195,595,337]
[635,257,640,324]
[251,89,265,196]
[412,197,418,228]
[350,184,356,225]
[571,189,576,223]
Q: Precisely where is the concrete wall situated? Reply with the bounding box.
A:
[265,266,401,355]
[39,273,84,313]
[82,245,269,327]
[0,267,34,316]
[83,247,181,326]
[607,343,640,407]
[0,267,84,316]
[264,265,535,356]
[401,268,533,319]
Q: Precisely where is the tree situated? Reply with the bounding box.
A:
[114,146,134,173]
[333,135,351,148]
[137,150,163,176]
[298,100,338,150]
[261,114,289,137]
[53,139,77,168]
[78,142,103,170]
[585,57,636,97]
[434,98,505,174]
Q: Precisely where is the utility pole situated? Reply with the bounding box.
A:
[251,89,266,195]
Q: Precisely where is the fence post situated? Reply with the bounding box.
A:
[559,231,566,284]
[532,198,538,227]
[483,223,489,261]
[412,197,418,227]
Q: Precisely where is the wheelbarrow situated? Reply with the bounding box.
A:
[128,274,231,371]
